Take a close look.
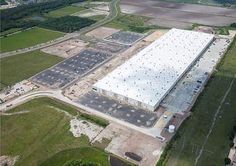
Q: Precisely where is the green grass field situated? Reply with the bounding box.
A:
[106,14,158,33]
[90,15,107,22]
[163,38,236,165]
[45,6,85,18]
[0,51,63,89]
[0,27,64,52]
[40,147,108,166]
[1,97,109,166]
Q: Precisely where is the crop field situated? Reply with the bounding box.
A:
[162,0,236,6]
[0,27,64,53]
[106,14,157,33]
[162,38,236,165]
[45,6,85,18]
[0,51,63,89]
[120,0,236,28]
[0,97,109,166]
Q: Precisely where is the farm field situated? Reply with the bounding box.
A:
[0,97,109,166]
[120,0,236,28]
[0,51,63,89]
[45,6,85,18]
[162,0,236,6]
[0,27,64,53]
[163,38,236,165]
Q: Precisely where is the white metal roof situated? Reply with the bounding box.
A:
[93,28,214,108]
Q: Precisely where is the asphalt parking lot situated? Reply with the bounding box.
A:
[31,49,113,88]
[105,31,143,45]
[77,91,158,128]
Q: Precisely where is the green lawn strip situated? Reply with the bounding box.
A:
[0,50,63,87]
[218,37,236,74]
[0,27,64,52]
[44,6,85,18]
[80,113,109,127]
[39,147,109,166]
[89,15,107,22]
[1,97,109,166]
[106,14,159,33]
[161,38,236,165]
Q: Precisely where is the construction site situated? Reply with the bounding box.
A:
[1,25,235,165]
[43,27,233,164]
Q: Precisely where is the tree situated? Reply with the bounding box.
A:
[231,23,236,28]
[224,157,231,165]
[229,141,234,148]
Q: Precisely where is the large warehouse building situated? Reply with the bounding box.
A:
[93,29,214,111]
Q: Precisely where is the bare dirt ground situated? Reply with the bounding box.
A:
[120,0,236,27]
[86,26,120,39]
[0,156,19,166]
[41,39,88,58]
[143,29,169,42]
[70,117,104,142]
[91,2,109,11]
[0,80,38,103]
[147,18,192,29]
[0,110,30,116]
[103,123,164,166]
[74,1,109,11]
[193,26,215,34]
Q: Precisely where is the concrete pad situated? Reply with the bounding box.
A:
[105,123,163,166]
[41,39,88,58]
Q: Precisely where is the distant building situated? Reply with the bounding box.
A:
[93,28,214,111]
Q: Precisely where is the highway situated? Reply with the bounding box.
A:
[0,0,120,59]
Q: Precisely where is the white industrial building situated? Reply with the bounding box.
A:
[93,28,214,111]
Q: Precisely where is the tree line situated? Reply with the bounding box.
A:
[39,16,96,33]
[0,0,7,5]
[0,0,85,32]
